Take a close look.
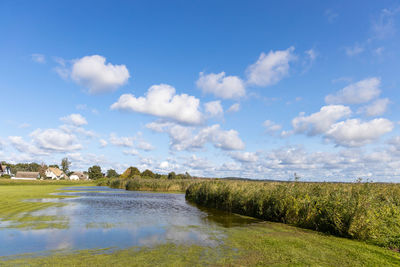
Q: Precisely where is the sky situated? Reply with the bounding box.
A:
[1,0,400,182]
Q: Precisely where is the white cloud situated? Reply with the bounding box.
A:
[358,98,390,117]
[31,53,46,63]
[371,7,400,39]
[71,55,130,94]
[18,123,31,129]
[227,103,240,113]
[305,49,317,62]
[30,128,82,152]
[204,101,223,117]
[99,139,108,147]
[111,84,203,125]
[147,122,245,151]
[345,44,364,56]
[230,151,258,163]
[325,78,381,104]
[9,136,48,155]
[325,118,393,147]
[263,120,282,133]
[292,105,351,136]
[159,161,170,169]
[196,72,245,99]
[137,141,155,151]
[60,113,88,126]
[109,133,134,147]
[123,149,139,156]
[246,47,295,87]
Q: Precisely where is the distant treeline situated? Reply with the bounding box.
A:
[185,180,400,250]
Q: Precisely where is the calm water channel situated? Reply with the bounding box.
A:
[0,186,258,256]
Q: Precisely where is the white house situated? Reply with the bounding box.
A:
[45,167,67,180]
[69,171,89,180]
[12,171,39,180]
[0,163,12,176]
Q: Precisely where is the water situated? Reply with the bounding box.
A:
[0,186,258,256]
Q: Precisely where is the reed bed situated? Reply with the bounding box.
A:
[97,178,204,192]
[185,180,400,249]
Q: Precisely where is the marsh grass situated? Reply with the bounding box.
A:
[98,178,204,192]
[186,180,400,249]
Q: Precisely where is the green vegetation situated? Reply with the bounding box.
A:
[186,180,400,250]
[98,178,203,192]
[88,165,103,180]
[106,168,119,178]
[0,180,93,229]
[2,221,400,266]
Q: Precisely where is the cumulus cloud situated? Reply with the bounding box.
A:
[111,84,203,125]
[30,128,82,152]
[292,105,351,136]
[146,122,245,151]
[9,136,48,155]
[246,47,295,87]
[325,78,381,104]
[123,149,139,156]
[71,55,130,94]
[109,133,134,147]
[204,101,223,117]
[358,98,390,117]
[60,113,88,126]
[230,151,258,163]
[31,53,46,64]
[325,118,393,147]
[227,103,240,113]
[196,72,245,99]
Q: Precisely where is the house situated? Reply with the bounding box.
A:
[45,167,67,180]
[0,163,12,176]
[69,171,89,180]
[12,171,39,180]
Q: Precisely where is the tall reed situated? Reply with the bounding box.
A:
[185,180,400,249]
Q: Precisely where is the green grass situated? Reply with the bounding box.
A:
[1,221,400,266]
[0,180,94,229]
[186,180,400,250]
[98,178,205,193]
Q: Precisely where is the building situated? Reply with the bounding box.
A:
[12,171,39,180]
[69,171,89,180]
[45,167,67,180]
[0,163,12,176]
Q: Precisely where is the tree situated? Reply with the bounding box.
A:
[168,171,176,180]
[39,162,48,178]
[120,167,141,178]
[141,169,155,178]
[106,169,119,178]
[61,157,71,173]
[88,165,103,180]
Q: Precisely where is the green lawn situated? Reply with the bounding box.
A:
[0,181,399,266]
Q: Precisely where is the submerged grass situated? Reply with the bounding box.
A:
[186,180,400,250]
[0,180,93,229]
[1,221,400,266]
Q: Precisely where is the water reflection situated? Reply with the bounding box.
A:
[0,186,258,256]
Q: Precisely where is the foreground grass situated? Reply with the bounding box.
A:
[186,180,400,250]
[1,221,400,266]
[0,180,93,229]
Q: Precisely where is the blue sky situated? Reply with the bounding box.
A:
[1,0,400,181]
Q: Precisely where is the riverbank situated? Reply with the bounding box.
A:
[97,177,203,192]
[186,180,400,250]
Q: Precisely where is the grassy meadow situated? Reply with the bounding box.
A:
[186,180,400,250]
